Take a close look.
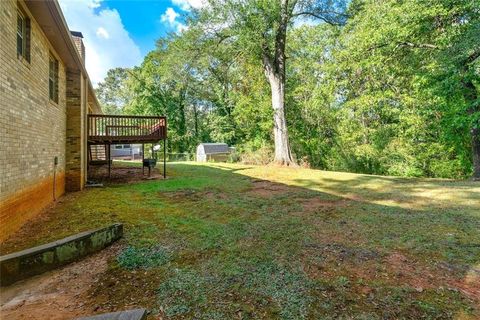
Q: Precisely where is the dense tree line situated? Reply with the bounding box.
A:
[96,0,479,179]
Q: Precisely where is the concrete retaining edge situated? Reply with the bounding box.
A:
[0,223,123,286]
[75,308,147,320]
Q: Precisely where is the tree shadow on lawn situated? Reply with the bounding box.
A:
[1,163,479,319]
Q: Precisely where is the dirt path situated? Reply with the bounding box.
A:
[0,244,120,320]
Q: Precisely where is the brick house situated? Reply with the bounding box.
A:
[0,0,101,241]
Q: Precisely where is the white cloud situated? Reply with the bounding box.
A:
[58,0,142,86]
[87,0,101,9]
[160,7,187,33]
[96,27,109,39]
[177,23,188,33]
[172,0,206,11]
[161,7,179,24]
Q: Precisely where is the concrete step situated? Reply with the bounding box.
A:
[75,308,147,320]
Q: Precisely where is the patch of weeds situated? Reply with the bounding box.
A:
[335,276,351,288]
[201,310,228,320]
[156,260,313,320]
[413,287,476,318]
[245,261,314,320]
[157,268,213,317]
[370,285,475,319]
[117,246,171,270]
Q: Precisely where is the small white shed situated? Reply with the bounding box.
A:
[196,143,230,162]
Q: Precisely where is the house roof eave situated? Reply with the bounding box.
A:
[24,0,102,114]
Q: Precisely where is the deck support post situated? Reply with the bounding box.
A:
[87,144,91,178]
[107,144,111,178]
[142,144,145,175]
[163,139,166,179]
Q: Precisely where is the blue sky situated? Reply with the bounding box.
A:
[58,0,203,85]
[100,0,180,55]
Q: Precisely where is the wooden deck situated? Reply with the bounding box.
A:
[88,114,167,144]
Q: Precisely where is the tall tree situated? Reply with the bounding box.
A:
[286,25,340,168]
[337,0,480,178]
[196,0,347,165]
[95,68,131,115]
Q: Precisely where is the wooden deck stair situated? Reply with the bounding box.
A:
[88,145,109,165]
[90,145,106,160]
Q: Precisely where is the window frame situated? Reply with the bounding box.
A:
[49,54,59,104]
[17,10,25,57]
[16,8,30,62]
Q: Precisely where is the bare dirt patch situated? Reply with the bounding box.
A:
[384,252,436,290]
[86,266,162,315]
[303,243,480,308]
[299,197,351,213]
[88,165,165,184]
[302,242,382,280]
[385,252,480,304]
[0,244,121,320]
[307,243,381,263]
[247,179,292,197]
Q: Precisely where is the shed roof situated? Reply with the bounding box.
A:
[199,143,230,154]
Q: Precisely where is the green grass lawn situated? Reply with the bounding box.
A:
[2,162,479,319]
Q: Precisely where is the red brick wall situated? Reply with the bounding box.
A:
[0,173,65,242]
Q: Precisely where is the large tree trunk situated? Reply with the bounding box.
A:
[193,104,199,138]
[265,67,294,165]
[462,50,480,179]
[462,74,480,180]
[467,86,480,180]
[177,89,187,152]
[261,0,295,166]
[472,126,480,180]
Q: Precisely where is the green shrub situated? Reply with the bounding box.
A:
[240,145,273,165]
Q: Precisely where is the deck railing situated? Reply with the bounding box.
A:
[88,114,167,143]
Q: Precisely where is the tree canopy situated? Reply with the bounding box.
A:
[95,0,480,179]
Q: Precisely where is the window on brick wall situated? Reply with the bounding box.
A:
[49,54,59,103]
[17,9,31,62]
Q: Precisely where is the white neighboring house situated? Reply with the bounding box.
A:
[196,143,231,162]
[111,144,142,160]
